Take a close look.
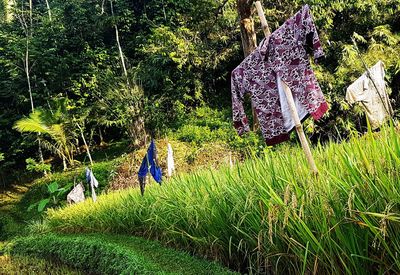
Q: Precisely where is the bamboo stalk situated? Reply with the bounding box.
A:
[254,1,318,174]
[254,1,270,37]
[76,122,94,167]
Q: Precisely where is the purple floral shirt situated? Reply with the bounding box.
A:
[231,5,328,145]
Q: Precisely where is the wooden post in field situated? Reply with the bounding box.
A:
[254,1,318,174]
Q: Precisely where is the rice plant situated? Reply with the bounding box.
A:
[43,125,400,274]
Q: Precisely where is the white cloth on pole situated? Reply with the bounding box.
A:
[346,60,393,129]
[277,75,309,131]
[167,143,175,177]
[86,167,99,202]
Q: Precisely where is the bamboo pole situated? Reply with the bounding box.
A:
[254,1,270,37]
[76,122,94,166]
[254,1,318,174]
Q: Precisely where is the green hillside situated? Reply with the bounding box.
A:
[1,0,400,274]
[37,126,400,273]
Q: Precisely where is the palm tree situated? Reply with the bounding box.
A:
[13,109,75,170]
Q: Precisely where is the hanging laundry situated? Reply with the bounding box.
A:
[167,143,175,177]
[67,182,85,204]
[231,4,328,145]
[85,167,99,202]
[346,60,393,129]
[138,140,162,195]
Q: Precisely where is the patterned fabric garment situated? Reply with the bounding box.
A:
[231,4,328,145]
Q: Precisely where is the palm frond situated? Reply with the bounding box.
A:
[13,111,50,134]
[372,25,398,46]
[353,32,367,44]
[40,139,64,158]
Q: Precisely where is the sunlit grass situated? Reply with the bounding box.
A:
[43,125,400,273]
[0,255,82,275]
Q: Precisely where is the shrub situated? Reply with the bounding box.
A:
[0,255,81,274]
[0,214,20,241]
[9,233,235,275]
[25,158,51,174]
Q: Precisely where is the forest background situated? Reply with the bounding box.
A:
[0,0,400,187]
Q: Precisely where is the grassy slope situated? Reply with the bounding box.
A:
[0,255,82,275]
[0,157,123,243]
[0,141,238,274]
[9,233,236,275]
[42,126,400,273]
[0,181,36,241]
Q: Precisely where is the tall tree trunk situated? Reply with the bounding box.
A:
[110,0,129,86]
[237,0,257,57]
[29,0,32,28]
[44,0,52,21]
[98,127,105,146]
[25,39,34,111]
[76,122,93,166]
[237,0,259,130]
[17,2,47,175]
[25,32,47,174]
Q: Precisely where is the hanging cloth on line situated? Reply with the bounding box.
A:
[138,140,162,195]
[231,4,328,145]
[167,143,175,177]
[346,60,393,129]
[85,167,99,202]
[66,182,85,204]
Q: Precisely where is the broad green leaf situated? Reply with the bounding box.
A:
[48,182,59,193]
[37,199,50,212]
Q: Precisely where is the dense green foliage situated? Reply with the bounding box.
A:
[1,1,400,270]
[1,0,399,186]
[9,233,236,274]
[42,126,400,273]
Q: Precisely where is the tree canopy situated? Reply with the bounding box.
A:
[0,0,399,183]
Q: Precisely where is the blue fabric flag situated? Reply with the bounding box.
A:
[138,140,162,184]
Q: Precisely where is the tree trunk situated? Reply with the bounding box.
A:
[110,0,130,87]
[237,0,259,130]
[24,40,34,112]
[237,0,257,57]
[38,138,47,175]
[62,156,67,171]
[44,0,52,21]
[17,2,49,175]
[29,0,33,28]
[77,122,94,166]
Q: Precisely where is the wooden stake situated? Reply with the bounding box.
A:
[254,1,318,174]
[76,122,94,167]
[254,1,270,37]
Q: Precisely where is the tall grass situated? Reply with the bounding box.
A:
[43,126,400,274]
